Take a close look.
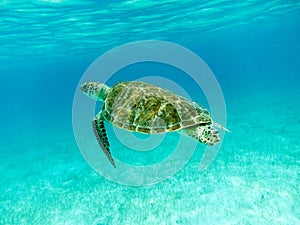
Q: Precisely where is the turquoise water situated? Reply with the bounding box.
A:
[1,0,300,224]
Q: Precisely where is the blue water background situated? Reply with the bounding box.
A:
[0,1,300,224]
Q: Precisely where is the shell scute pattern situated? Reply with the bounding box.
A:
[102,82,127,121]
[159,102,181,131]
[103,81,212,133]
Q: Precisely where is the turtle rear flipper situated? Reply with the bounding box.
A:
[92,115,116,168]
[183,124,220,145]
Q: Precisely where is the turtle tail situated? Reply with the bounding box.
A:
[212,121,230,132]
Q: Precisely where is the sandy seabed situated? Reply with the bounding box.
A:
[1,91,299,225]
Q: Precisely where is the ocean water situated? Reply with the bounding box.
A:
[1,0,300,224]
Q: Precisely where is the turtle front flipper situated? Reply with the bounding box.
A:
[92,113,116,168]
[183,124,220,145]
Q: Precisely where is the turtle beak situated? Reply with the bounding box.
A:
[80,82,88,92]
[80,82,93,99]
[80,83,86,92]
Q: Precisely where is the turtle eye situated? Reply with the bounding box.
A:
[89,85,96,93]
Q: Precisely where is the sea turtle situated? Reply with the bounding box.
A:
[81,81,228,168]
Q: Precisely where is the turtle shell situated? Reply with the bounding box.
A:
[102,81,212,134]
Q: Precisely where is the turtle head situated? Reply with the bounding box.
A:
[81,82,110,101]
